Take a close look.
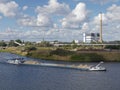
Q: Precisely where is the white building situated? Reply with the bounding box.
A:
[83,33,100,43]
[74,40,80,44]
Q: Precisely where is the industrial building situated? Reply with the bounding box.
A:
[83,33,100,43]
[83,13,103,43]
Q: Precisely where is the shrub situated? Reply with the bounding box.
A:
[71,53,104,62]
[25,46,37,51]
[50,48,74,56]
[105,45,120,49]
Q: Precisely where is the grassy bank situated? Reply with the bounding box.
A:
[1,47,120,62]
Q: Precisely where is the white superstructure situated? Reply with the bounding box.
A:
[89,61,106,71]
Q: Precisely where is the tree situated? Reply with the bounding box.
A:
[0,40,7,47]
[15,39,22,44]
[72,40,76,44]
[8,40,18,47]
[38,41,52,47]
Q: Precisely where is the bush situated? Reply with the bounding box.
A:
[0,41,7,47]
[50,48,74,56]
[25,46,37,51]
[105,45,120,49]
[71,53,104,62]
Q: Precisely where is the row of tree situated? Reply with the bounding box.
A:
[0,39,52,47]
[0,39,23,47]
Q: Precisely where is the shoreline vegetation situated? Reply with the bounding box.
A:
[0,45,120,62]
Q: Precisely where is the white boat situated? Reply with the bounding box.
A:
[7,58,24,65]
[89,61,106,71]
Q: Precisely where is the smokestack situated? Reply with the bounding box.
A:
[99,12,103,43]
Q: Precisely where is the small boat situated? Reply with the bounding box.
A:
[6,58,25,65]
[89,61,106,71]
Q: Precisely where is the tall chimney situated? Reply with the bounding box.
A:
[99,12,103,43]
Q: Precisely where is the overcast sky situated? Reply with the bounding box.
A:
[0,0,120,41]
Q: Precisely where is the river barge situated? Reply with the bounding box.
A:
[6,59,106,71]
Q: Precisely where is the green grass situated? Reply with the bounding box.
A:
[71,53,104,62]
[1,46,120,62]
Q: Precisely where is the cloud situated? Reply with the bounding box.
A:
[1,0,120,41]
[61,2,88,28]
[87,4,120,41]
[81,22,89,31]
[0,0,9,3]
[92,13,108,25]
[92,4,120,25]
[35,0,70,27]
[0,16,2,19]
[35,0,70,16]
[0,1,18,17]
[18,0,70,27]
[23,6,28,11]
[0,25,85,41]
[90,0,119,5]
[18,14,53,27]
[36,14,53,27]
[17,15,36,26]
[106,4,120,21]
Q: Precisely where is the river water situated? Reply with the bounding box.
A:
[0,52,120,90]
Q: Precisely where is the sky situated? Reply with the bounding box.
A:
[0,0,120,42]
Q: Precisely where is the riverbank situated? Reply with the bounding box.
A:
[1,47,120,62]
